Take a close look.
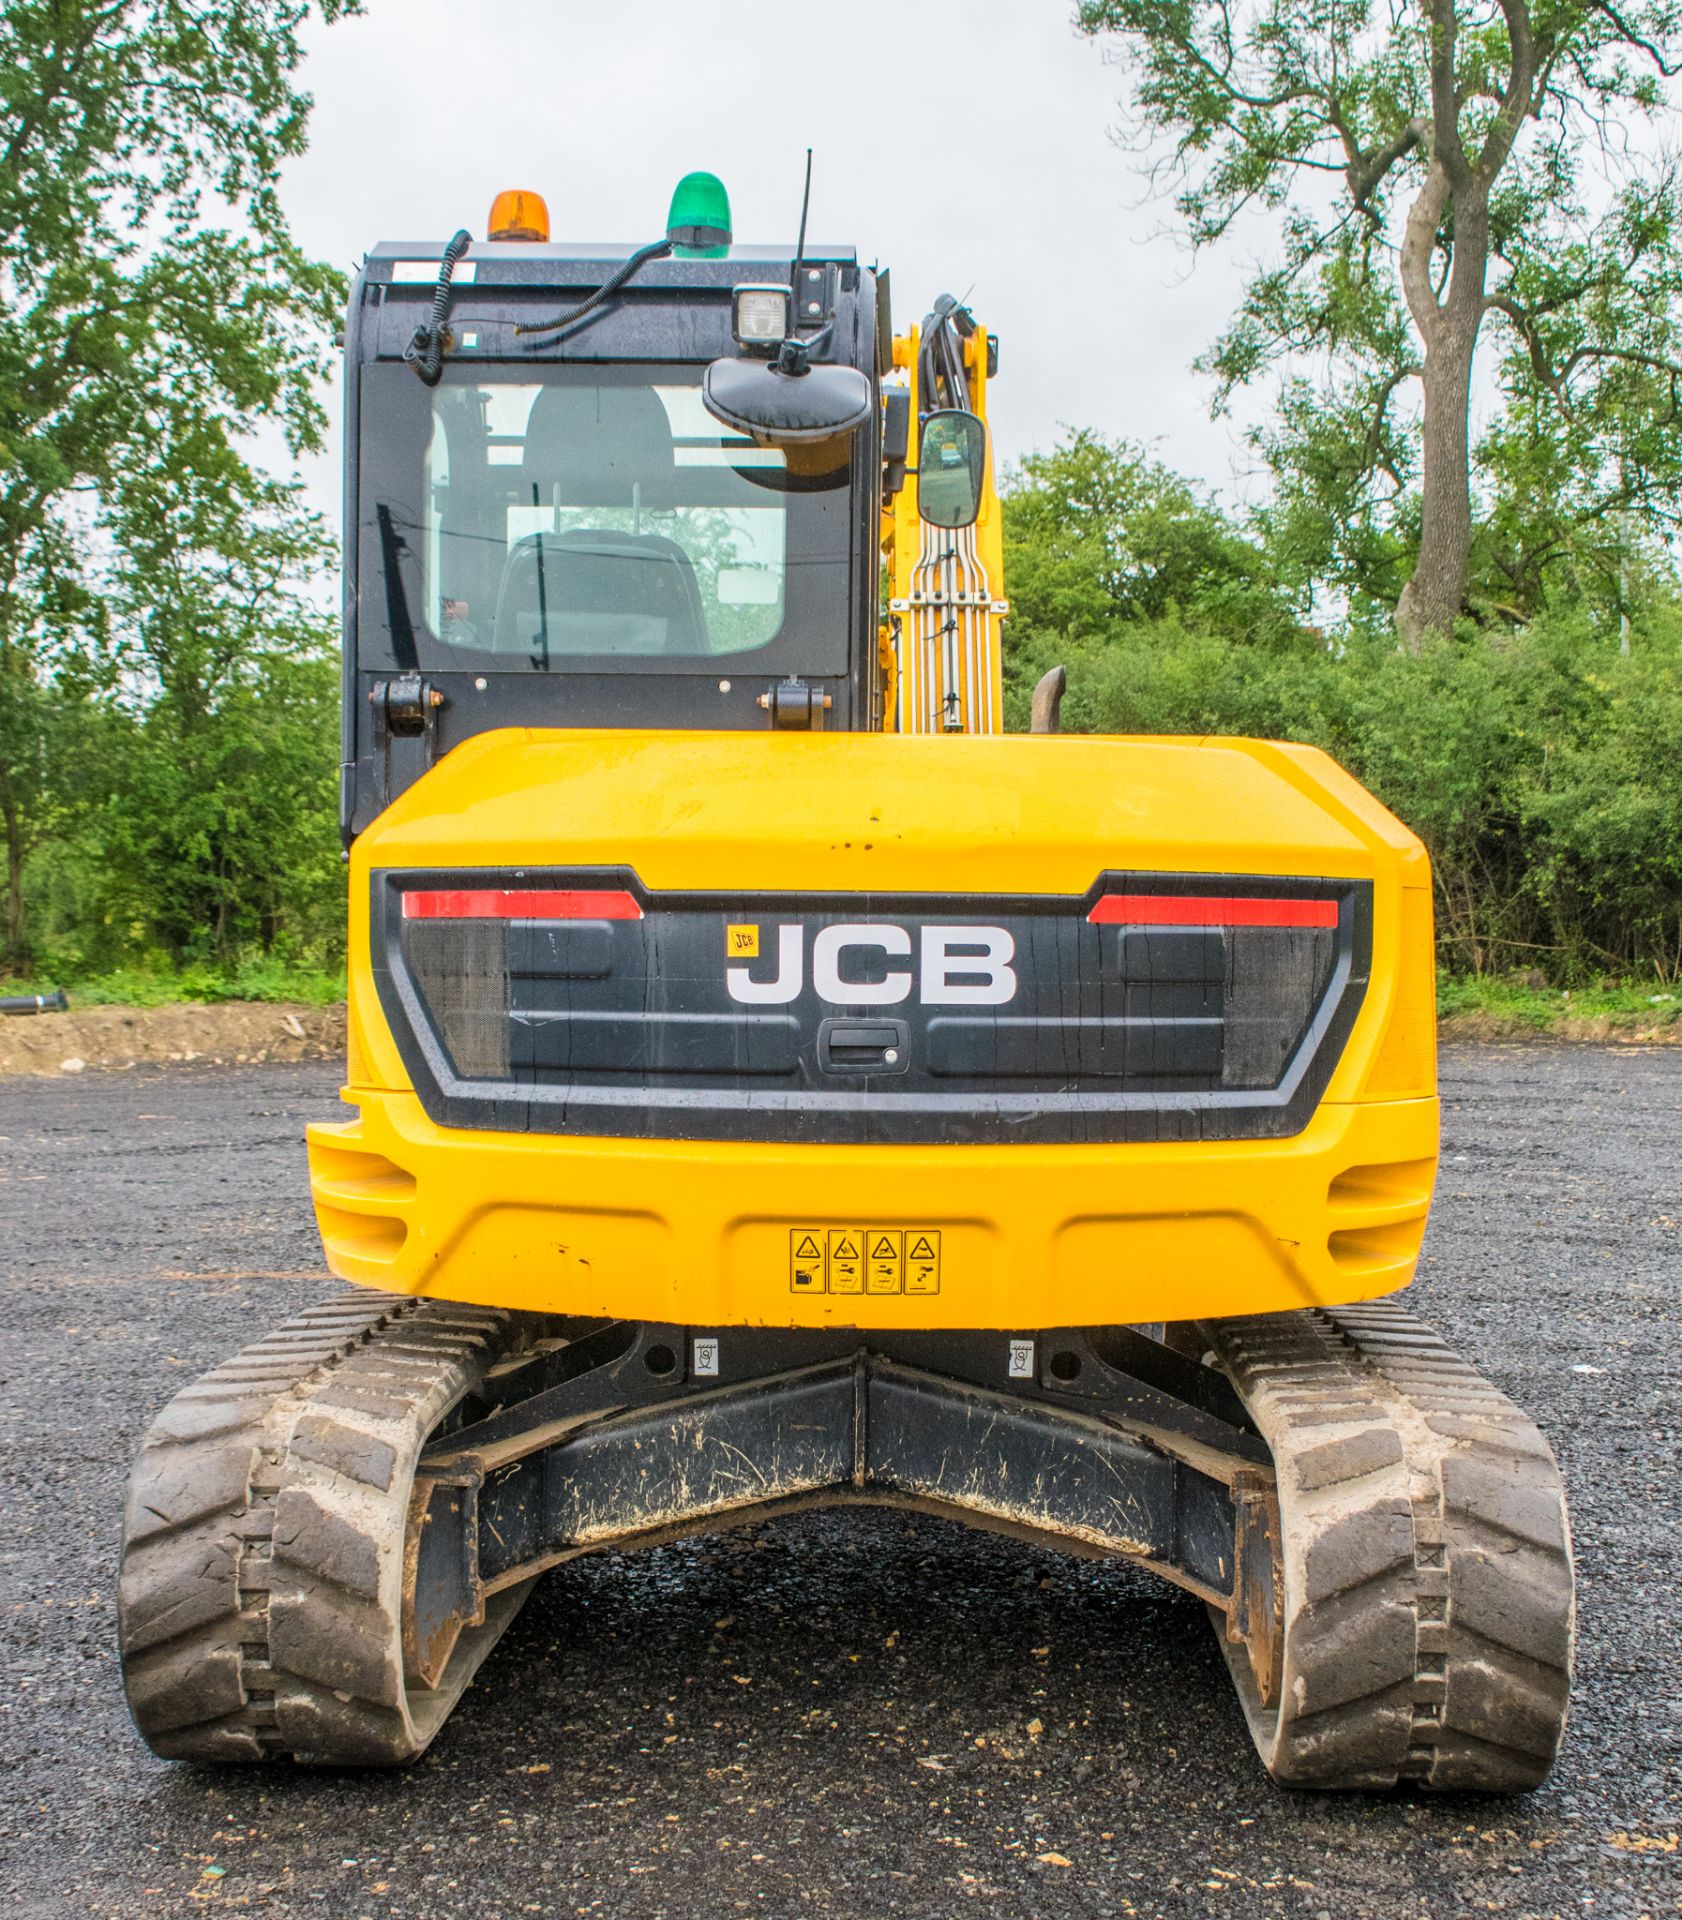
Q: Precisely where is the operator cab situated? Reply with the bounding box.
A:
[342,176,891,837]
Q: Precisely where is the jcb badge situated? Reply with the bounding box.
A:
[728,924,1016,1007]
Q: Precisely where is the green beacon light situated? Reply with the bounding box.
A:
[667,171,732,258]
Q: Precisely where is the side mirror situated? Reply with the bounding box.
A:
[703,356,873,445]
[917,409,987,529]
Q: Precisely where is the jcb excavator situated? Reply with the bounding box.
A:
[118,174,1574,1788]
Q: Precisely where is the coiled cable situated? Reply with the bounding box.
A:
[403,228,473,386]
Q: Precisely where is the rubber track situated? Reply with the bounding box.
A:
[1202,1303,1575,1791]
[118,1292,537,1764]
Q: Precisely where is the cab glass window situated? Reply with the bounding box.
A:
[359,365,851,676]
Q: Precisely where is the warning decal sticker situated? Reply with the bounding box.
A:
[788,1227,942,1295]
[827,1229,864,1294]
[867,1231,902,1294]
[905,1232,942,1294]
[789,1232,824,1293]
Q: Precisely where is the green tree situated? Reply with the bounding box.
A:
[1003,431,1301,645]
[93,652,342,964]
[0,666,100,948]
[91,396,341,961]
[1077,0,1682,646]
[1000,430,1336,739]
[0,0,352,964]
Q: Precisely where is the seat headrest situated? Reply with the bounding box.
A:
[521,384,675,507]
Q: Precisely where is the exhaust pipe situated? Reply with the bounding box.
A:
[1030,665,1067,734]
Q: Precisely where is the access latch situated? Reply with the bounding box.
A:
[758,677,833,730]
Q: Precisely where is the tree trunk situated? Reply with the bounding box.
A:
[1395,312,1478,648]
[2,797,24,968]
[1392,15,1504,658]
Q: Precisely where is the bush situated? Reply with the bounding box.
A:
[1003,434,1682,983]
[15,651,345,988]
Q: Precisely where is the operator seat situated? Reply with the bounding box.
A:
[491,384,708,657]
[493,528,708,658]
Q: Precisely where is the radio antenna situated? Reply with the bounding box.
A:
[791,147,814,313]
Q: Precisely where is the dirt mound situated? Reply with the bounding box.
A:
[0,1001,345,1076]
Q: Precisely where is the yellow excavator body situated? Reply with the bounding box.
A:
[307,726,1436,1327]
[119,189,1571,1793]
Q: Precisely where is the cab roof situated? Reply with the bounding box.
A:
[363,240,858,291]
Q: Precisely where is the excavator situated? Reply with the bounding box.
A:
[117,174,1574,1788]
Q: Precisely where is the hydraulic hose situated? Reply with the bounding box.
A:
[918,294,975,415]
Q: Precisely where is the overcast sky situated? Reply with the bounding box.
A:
[279,0,1264,520]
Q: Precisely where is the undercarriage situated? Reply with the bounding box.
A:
[119,1295,1572,1788]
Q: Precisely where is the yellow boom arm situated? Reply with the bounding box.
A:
[881,319,1007,734]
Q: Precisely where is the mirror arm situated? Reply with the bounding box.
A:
[772,321,835,378]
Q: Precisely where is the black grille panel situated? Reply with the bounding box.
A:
[377,870,1370,1145]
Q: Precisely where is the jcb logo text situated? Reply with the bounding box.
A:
[726,923,1017,1007]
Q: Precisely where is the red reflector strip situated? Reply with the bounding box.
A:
[401,889,643,921]
[1088,894,1338,929]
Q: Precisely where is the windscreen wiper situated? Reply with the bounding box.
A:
[375,504,421,672]
[529,484,551,669]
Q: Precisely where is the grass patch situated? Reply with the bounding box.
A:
[2,959,345,1009]
[1437,973,1682,1035]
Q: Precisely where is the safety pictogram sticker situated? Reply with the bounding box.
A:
[788,1227,941,1294]
[789,1231,825,1293]
[827,1229,865,1293]
[905,1231,941,1294]
[867,1231,902,1293]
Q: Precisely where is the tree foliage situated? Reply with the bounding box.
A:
[0,0,352,964]
[1078,0,1682,644]
[1003,430,1303,644]
[1004,432,1682,980]
[85,653,341,966]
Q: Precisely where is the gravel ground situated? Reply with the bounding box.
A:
[0,1048,1677,1920]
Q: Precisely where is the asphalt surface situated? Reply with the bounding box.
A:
[0,1048,1677,1920]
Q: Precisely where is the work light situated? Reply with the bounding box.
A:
[732,284,792,350]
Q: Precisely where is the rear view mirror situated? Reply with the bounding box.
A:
[917,410,987,529]
[703,356,873,445]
